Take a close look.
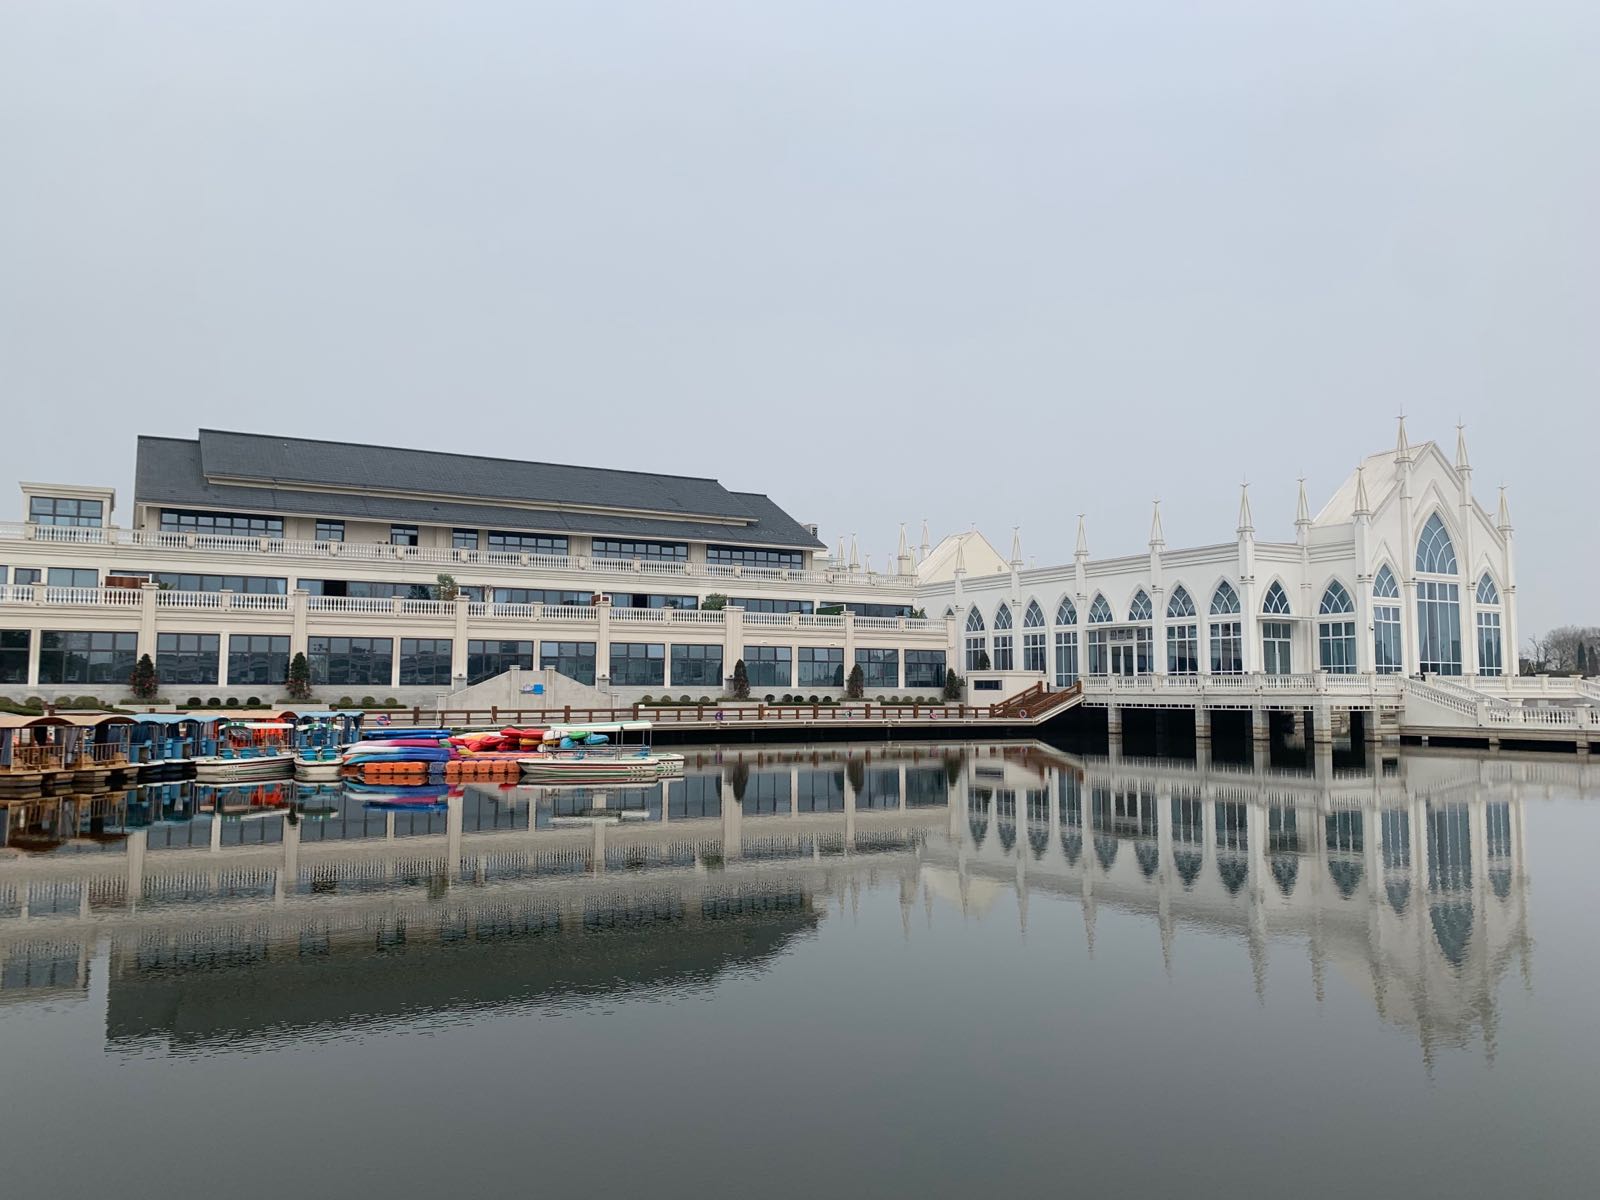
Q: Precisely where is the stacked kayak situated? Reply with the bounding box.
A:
[340,726,553,781]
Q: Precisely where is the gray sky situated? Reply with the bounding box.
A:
[2,1,1595,636]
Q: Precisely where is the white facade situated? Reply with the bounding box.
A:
[917,422,1519,686]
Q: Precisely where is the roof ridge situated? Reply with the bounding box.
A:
[196,428,726,487]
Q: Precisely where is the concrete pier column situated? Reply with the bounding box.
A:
[1311,705,1333,746]
[125,827,147,911]
[1251,706,1270,745]
[1106,704,1122,746]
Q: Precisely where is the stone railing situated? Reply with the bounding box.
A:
[1081,672,1405,704]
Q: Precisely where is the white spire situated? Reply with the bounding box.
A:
[1148,500,1165,549]
[1455,423,1471,472]
[865,552,873,575]
[835,535,845,564]
[1009,526,1023,566]
[954,537,968,575]
[1395,414,1412,463]
[1236,483,1254,535]
[1295,478,1311,527]
[1497,486,1513,531]
[849,534,859,570]
[919,517,930,559]
[1353,466,1371,517]
[897,523,909,557]
[1074,514,1088,559]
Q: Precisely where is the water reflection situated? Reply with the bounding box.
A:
[0,742,1578,1064]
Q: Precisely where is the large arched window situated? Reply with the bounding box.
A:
[992,603,1015,670]
[1087,594,1113,623]
[1054,598,1079,686]
[1317,581,1356,674]
[1373,565,1401,674]
[1261,582,1292,674]
[964,606,986,671]
[1475,572,1503,676]
[1166,586,1198,675]
[1209,581,1242,674]
[1129,590,1153,621]
[1021,601,1047,673]
[1416,513,1459,574]
[1119,590,1154,674]
[1415,514,1463,675]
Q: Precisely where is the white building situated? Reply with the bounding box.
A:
[917,421,1518,688]
[0,431,951,703]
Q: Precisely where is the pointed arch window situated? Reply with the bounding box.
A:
[1128,590,1153,622]
[1416,518,1463,674]
[1318,581,1356,673]
[1475,573,1503,676]
[1210,581,1240,615]
[992,603,1014,670]
[1053,599,1080,686]
[1261,582,1292,673]
[1166,586,1198,675]
[964,606,987,672]
[1373,566,1402,674]
[1087,595,1113,623]
[1319,581,1353,615]
[1416,513,1458,574]
[1021,601,1047,673]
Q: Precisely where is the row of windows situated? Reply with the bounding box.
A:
[160,510,283,538]
[966,564,1501,632]
[708,546,805,570]
[29,497,104,527]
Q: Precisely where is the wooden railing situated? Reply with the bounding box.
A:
[986,681,1084,721]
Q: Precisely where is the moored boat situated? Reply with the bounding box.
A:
[192,720,296,780]
[517,721,683,782]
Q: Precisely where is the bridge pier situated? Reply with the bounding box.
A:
[1105,704,1122,747]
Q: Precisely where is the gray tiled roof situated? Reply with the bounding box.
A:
[135,434,825,550]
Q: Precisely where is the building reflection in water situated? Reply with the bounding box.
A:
[0,742,1567,1063]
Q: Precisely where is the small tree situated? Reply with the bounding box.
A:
[129,654,159,702]
[942,668,965,701]
[730,658,750,700]
[908,606,926,619]
[435,573,460,601]
[286,652,313,701]
[846,663,865,700]
[976,649,991,671]
[701,593,728,611]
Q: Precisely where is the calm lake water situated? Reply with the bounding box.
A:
[1,741,1597,1198]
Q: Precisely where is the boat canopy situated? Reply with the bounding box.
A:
[546,721,654,736]
[60,714,136,727]
[132,713,205,727]
[226,721,296,730]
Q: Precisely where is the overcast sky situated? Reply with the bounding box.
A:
[2,1,1595,635]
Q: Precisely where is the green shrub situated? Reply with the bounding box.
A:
[641,695,654,704]
[384,697,402,708]
[358,695,377,708]
[764,694,775,703]
[246,696,261,707]
[807,695,819,704]
[680,695,692,703]
[205,697,222,707]
[185,696,203,708]
[337,696,354,708]
[225,696,239,707]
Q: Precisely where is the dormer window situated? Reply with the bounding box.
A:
[29,496,102,527]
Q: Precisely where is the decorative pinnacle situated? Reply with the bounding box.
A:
[1236,482,1254,535]
[1496,485,1513,531]
[1353,465,1371,517]
[1074,514,1088,558]
[1010,525,1023,565]
[1295,477,1311,526]
[1455,423,1471,472]
[1395,413,1412,463]
[1149,499,1165,548]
